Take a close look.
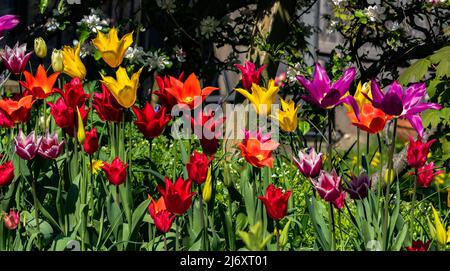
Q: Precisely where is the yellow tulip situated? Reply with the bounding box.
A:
[202,167,212,202]
[236,80,279,116]
[431,206,449,247]
[76,107,86,144]
[34,37,47,59]
[62,43,86,79]
[100,67,143,108]
[271,98,300,132]
[344,81,371,112]
[92,27,133,68]
[91,160,105,175]
[51,49,64,72]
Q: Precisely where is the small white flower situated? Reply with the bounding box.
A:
[156,0,177,13]
[286,63,302,84]
[386,21,399,31]
[77,9,109,33]
[125,46,147,65]
[331,0,345,7]
[199,16,220,39]
[174,46,187,63]
[147,51,172,71]
[45,18,59,32]
[363,5,379,22]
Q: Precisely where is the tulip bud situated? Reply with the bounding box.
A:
[384,169,394,185]
[34,37,47,59]
[202,167,212,202]
[76,107,86,144]
[3,209,19,230]
[51,49,64,72]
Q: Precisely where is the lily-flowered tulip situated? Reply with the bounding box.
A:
[0,95,34,124]
[93,84,124,122]
[48,98,89,136]
[20,65,59,99]
[258,183,291,220]
[429,206,450,247]
[0,15,19,36]
[416,162,443,188]
[367,80,442,137]
[3,209,19,230]
[37,132,65,159]
[0,110,13,128]
[238,129,279,168]
[148,196,176,233]
[34,37,47,59]
[186,151,213,185]
[272,98,300,132]
[83,128,99,155]
[296,63,359,118]
[191,109,225,156]
[76,107,86,144]
[344,172,371,200]
[132,103,171,138]
[157,177,196,215]
[166,73,219,109]
[100,67,143,108]
[293,148,323,178]
[1,43,33,75]
[243,128,272,144]
[407,136,436,168]
[154,74,182,112]
[62,43,86,79]
[51,49,64,72]
[312,169,346,209]
[0,161,14,186]
[14,130,40,160]
[102,156,128,186]
[236,80,279,116]
[235,61,266,90]
[92,27,133,68]
[406,240,430,251]
[57,77,90,108]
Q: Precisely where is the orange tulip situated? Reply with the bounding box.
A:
[238,137,279,168]
[347,103,390,134]
[165,73,219,109]
[0,95,34,124]
[20,65,59,99]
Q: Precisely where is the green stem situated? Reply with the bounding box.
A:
[175,216,180,251]
[30,165,41,250]
[328,202,336,251]
[357,128,360,174]
[410,168,418,240]
[328,110,333,170]
[198,185,206,250]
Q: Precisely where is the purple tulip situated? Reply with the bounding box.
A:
[38,132,65,160]
[344,172,371,200]
[0,15,19,36]
[293,148,323,178]
[366,80,442,137]
[296,63,360,119]
[1,43,33,75]
[14,130,40,160]
[311,169,346,209]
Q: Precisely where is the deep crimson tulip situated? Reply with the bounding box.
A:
[191,109,225,156]
[93,84,124,122]
[48,98,89,136]
[293,148,323,178]
[154,73,183,112]
[406,240,430,251]
[83,128,99,155]
[0,161,14,186]
[344,172,371,200]
[132,103,171,138]
[258,183,291,220]
[3,209,19,230]
[14,130,40,160]
[1,43,32,75]
[186,151,213,185]
[157,177,196,215]
[407,136,435,168]
[57,77,89,108]
[37,132,65,160]
[235,61,266,90]
[102,156,128,186]
[148,196,176,233]
[415,162,443,188]
[0,109,13,128]
[312,169,346,209]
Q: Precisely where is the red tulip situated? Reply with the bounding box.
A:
[415,162,443,188]
[148,196,176,233]
[3,209,19,230]
[258,183,291,220]
[0,109,13,128]
[406,240,430,251]
[157,177,196,215]
[191,110,225,156]
[93,84,124,123]
[102,156,128,186]
[48,98,89,136]
[186,151,213,185]
[57,77,89,108]
[83,128,99,155]
[0,95,34,124]
[407,136,435,168]
[132,103,171,138]
[154,73,183,112]
[235,61,266,90]
[0,161,14,186]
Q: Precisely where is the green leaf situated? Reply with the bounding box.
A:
[129,199,150,240]
[39,0,49,14]
[398,58,431,85]
[421,110,441,128]
[279,219,291,248]
[298,120,310,135]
